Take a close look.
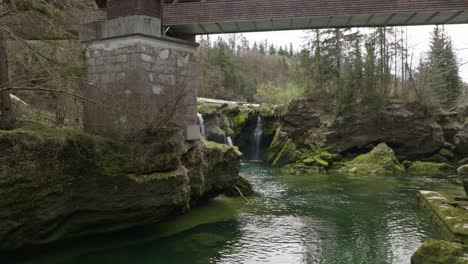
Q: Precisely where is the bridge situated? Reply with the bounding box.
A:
[81,0,468,139]
[103,0,468,36]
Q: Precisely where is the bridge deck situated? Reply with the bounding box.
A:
[161,0,468,35]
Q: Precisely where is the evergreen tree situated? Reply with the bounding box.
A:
[259,43,266,55]
[427,26,462,108]
[252,41,258,52]
[277,46,286,56]
[268,44,277,55]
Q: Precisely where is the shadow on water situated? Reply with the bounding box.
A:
[3,197,248,264]
[3,162,465,264]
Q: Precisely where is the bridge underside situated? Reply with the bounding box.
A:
[162,0,468,35]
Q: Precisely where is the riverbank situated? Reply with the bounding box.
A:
[0,126,250,251]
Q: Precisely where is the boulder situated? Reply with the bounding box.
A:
[342,143,405,175]
[183,140,243,203]
[407,161,454,176]
[326,102,444,160]
[439,148,455,159]
[411,240,468,264]
[272,139,299,167]
[266,125,288,163]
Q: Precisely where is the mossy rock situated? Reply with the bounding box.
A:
[281,162,323,175]
[407,161,454,176]
[303,157,329,167]
[127,166,188,183]
[198,103,222,116]
[316,151,339,163]
[231,113,248,134]
[259,103,275,117]
[272,139,298,167]
[267,125,288,163]
[411,240,468,264]
[342,143,405,175]
[206,125,226,144]
[439,148,455,159]
[202,140,242,156]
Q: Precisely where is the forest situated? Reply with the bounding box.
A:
[198,26,466,112]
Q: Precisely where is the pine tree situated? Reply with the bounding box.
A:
[252,41,258,52]
[268,44,277,55]
[427,26,462,108]
[259,43,265,55]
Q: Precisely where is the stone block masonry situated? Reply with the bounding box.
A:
[81,16,200,139]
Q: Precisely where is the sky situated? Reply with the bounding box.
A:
[208,25,468,82]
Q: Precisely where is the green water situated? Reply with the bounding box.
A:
[7,163,464,264]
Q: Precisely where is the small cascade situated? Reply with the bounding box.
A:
[197,113,206,138]
[251,116,264,161]
[226,136,234,146]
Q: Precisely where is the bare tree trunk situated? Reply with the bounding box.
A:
[0,34,15,130]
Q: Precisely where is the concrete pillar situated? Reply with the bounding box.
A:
[80,15,200,140]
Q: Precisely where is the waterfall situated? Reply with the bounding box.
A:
[226,136,233,146]
[251,116,263,161]
[197,113,206,138]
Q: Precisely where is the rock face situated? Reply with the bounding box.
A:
[342,143,405,175]
[183,141,243,203]
[454,125,468,156]
[0,128,246,250]
[278,99,444,160]
[411,240,468,264]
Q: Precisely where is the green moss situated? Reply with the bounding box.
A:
[203,140,241,156]
[221,116,231,129]
[0,127,97,139]
[316,151,338,162]
[417,191,468,244]
[439,148,455,159]
[281,162,323,175]
[273,139,298,167]
[127,166,188,183]
[407,161,454,176]
[267,125,286,162]
[313,157,329,167]
[412,240,468,264]
[303,156,328,167]
[198,103,222,116]
[343,143,405,175]
[231,113,247,131]
[259,103,275,117]
[225,128,234,136]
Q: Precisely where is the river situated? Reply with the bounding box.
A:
[7,163,464,264]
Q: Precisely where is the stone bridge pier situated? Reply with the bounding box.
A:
[80,15,200,140]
